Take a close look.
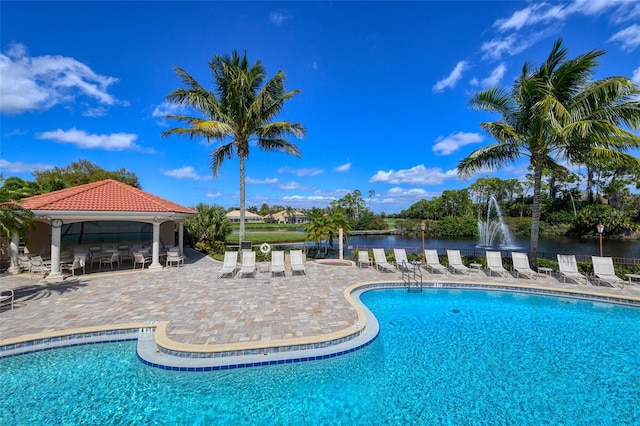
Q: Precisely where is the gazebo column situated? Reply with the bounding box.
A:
[178,222,184,256]
[8,234,21,274]
[149,221,163,271]
[46,220,64,282]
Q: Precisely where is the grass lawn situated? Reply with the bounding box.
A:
[226,231,305,244]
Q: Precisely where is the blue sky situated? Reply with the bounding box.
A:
[1,1,639,214]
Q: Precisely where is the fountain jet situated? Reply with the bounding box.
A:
[477,196,520,249]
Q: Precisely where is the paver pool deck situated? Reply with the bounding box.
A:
[2,248,640,353]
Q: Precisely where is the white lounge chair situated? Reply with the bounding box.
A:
[486,251,510,278]
[17,254,31,273]
[62,255,86,277]
[290,250,306,275]
[373,248,395,273]
[357,251,371,268]
[133,252,152,269]
[238,251,256,278]
[165,251,184,267]
[424,250,448,274]
[393,248,413,272]
[557,254,589,285]
[271,251,286,277]
[511,252,536,280]
[446,250,470,275]
[217,251,238,278]
[99,252,120,270]
[29,255,51,279]
[592,256,625,288]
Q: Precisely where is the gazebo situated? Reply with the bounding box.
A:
[9,179,197,281]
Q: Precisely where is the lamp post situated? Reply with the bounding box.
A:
[421,221,426,263]
[596,222,604,257]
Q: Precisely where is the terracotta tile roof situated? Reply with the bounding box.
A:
[20,179,196,214]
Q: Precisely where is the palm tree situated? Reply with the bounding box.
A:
[458,39,640,264]
[162,51,306,242]
[0,201,35,243]
[184,203,231,247]
[304,208,350,256]
[0,176,37,244]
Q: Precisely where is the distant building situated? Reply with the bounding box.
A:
[225,210,264,223]
[265,210,307,224]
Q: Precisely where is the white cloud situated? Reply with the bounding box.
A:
[0,159,54,173]
[246,177,278,184]
[432,132,483,155]
[36,127,149,152]
[432,61,468,92]
[3,128,28,137]
[494,3,567,32]
[632,67,640,84]
[82,107,108,117]
[279,181,303,190]
[278,166,323,176]
[566,0,622,17]
[369,165,458,185]
[387,187,430,198]
[481,63,507,88]
[333,162,351,172]
[162,166,211,181]
[375,187,439,207]
[151,101,189,119]
[206,191,221,198]
[0,42,118,115]
[283,195,335,202]
[269,10,290,25]
[494,0,631,33]
[609,24,640,51]
[480,34,536,61]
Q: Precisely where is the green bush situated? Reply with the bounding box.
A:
[433,217,477,238]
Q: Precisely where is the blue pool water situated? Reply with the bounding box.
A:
[2,289,639,425]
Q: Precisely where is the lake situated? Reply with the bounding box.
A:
[344,234,640,260]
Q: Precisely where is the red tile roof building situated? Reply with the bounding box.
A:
[13,179,196,280]
[20,179,196,214]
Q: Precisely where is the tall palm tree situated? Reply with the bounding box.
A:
[162,51,306,242]
[458,39,640,264]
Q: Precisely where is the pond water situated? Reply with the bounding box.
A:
[345,235,640,259]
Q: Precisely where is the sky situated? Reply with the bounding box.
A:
[1,1,639,214]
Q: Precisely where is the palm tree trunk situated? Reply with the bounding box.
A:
[239,156,246,243]
[586,166,594,204]
[529,166,543,267]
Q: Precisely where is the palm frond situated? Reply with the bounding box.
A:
[210,143,236,177]
[161,118,234,140]
[469,87,517,124]
[255,138,302,157]
[457,143,523,177]
[259,121,307,140]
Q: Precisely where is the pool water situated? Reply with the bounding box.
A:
[2,289,639,425]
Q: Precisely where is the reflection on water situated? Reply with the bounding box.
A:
[346,235,640,259]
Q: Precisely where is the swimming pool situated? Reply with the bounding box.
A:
[2,289,639,424]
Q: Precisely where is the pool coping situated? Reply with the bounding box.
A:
[1,279,639,368]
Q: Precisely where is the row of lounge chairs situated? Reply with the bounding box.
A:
[217,250,306,278]
[557,254,628,287]
[359,248,631,288]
